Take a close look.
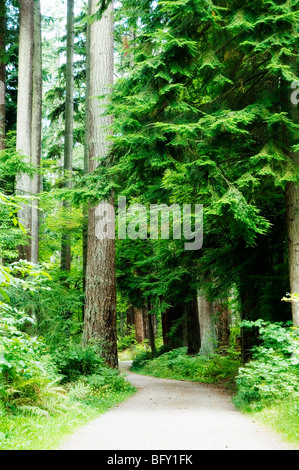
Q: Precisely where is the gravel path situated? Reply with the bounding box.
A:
[60,361,294,451]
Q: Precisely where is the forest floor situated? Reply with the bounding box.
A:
[59,361,295,451]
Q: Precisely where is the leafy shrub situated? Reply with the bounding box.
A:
[66,366,135,405]
[51,344,107,383]
[71,371,134,399]
[0,303,59,412]
[84,371,130,393]
[233,320,299,411]
[131,344,172,370]
[131,349,154,370]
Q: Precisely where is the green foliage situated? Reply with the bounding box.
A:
[0,194,28,261]
[0,303,59,412]
[68,371,134,402]
[234,321,299,411]
[52,345,107,383]
[132,347,241,389]
[117,326,138,352]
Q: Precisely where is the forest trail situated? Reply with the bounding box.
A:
[60,361,294,451]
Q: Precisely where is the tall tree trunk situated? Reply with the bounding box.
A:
[0,0,6,153]
[145,303,156,356]
[197,294,217,356]
[15,0,34,261]
[286,60,299,327]
[82,0,92,318]
[31,0,42,264]
[82,0,118,369]
[61,0,74,272]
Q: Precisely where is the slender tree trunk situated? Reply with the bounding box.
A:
[82,0,118,369]
[133,307,144,343]
[82,0,92,318]
[286,178,299,327]
[145,303,156,356]
[31,0,42,264]
[61,0,74,272]
[197,294,217,355]
[286,60,299,327]
[0,1,6,153]
[214,299,231,352]
[15,0,34,261]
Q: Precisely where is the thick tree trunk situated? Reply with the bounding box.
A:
[31,0,42,264]
[61,0,74,272]
[15,0,34,261]
[197,294,217,356]
[82,0,118,369]
[0,1,6,153]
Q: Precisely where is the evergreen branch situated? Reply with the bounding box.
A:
[235,71,270,107]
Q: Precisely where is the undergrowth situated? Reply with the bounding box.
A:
[0,305,135,450]
[131,346,241,390]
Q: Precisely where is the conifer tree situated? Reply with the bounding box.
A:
[82,0,118,369]
[31,0,42,264]
[105,0,298,352]
[61,0,75,272]
[15,0,34,261]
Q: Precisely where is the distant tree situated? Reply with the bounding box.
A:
[61,0,75,272]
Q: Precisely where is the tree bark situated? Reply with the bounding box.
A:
[82,0,118,369]
[214,300,231,352]
[145,303,156,356]
[197,294,217,356]
[15,0,34,261]
[286,64,299,327]
[31,0,42,264]
[133,307,144,343]
[61,0,74,272]
[0,0,6,153]
[82,0,92,316]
